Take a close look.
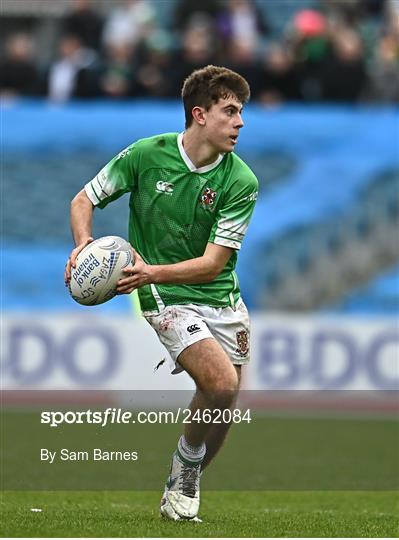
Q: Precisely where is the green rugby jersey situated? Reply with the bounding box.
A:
[84,132,258,313]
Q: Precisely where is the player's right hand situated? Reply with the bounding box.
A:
[64,237,94,285]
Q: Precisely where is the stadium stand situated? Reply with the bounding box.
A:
[3,102,398,314]
[1,0,398,102]
[2,1,398,315]
[328,264,399,315]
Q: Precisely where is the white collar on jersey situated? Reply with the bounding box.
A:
[177,132,225,174]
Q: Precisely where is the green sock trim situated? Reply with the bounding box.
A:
[175,448,203,466]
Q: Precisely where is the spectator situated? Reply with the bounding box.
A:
[100,43,137,99]
[61,0,104,51]
[225,37,261,97]
[102,0,156,49]
[321,0,386,25]
[173,0,221,32]
[258,43,300,105]
[217,0,269,49]
[134,31,175,98]
[323,30,367,102]
[368,34,399,102]
[0,33,39,97]
[47,34,100,102]
[367,5,399,101]
[287,9,331,101]
[171,17,217,95]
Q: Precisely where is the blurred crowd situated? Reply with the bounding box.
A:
[1,0,398,104]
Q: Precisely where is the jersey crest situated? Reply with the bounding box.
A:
[199,187,217,211]
[235,330,249,357]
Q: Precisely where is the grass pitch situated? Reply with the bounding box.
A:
[2,409,398,536]
[1,490,398,537]
[3,412,398,491]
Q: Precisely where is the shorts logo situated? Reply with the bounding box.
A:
[187,324,201,335]
[199,187,217,211]
[156,181,174,194]
[235,330,249,357]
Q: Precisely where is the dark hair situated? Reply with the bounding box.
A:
[181,65,250,128]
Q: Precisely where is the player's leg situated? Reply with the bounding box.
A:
[178,338,240,446]
[201,365,242,470]
[197,300,249,469]
[162,337,239,520]
[148,302,249,519]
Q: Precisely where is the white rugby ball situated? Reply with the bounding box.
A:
[69,236,133,306]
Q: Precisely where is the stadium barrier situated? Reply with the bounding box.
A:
[2,314,397,394]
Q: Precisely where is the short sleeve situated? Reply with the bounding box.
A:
[209,172,258,250]
[84,143,138,209]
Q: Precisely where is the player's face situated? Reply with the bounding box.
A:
[204,96,244,153]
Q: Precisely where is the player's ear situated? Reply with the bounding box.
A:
[192,106,206,126]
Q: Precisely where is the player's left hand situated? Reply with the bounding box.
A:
[116,249,153,294]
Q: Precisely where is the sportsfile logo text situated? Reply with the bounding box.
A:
[41,407,252,427]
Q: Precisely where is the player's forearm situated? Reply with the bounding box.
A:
[70,190,94,246]
[150,256,220,285]
[118,244,232,293]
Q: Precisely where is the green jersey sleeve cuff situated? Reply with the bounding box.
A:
[84,182,102,206]
[213,237,241,250]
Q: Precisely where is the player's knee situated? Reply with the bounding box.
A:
[203,367,239,406]
[216,370,239,394]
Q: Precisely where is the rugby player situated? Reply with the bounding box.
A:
[65,65,258,521]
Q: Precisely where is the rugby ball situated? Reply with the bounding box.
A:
[69,236,133,306]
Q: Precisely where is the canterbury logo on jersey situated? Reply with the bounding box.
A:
[156,181,174,194]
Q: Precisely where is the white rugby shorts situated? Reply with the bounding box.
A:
[144,299,250,374]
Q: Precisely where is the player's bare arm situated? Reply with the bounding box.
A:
[64,189,94,283]
[116,243,233,294]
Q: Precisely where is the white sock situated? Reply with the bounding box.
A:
[177,435,206,465]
